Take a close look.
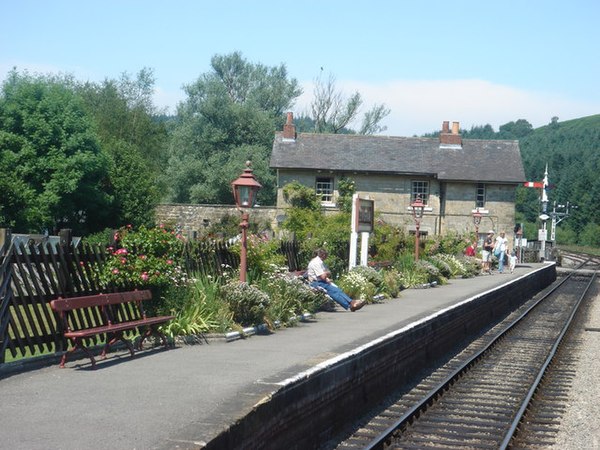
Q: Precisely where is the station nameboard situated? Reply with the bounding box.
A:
[356,198,374,233]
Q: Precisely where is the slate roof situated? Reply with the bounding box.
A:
[270,132,526,184]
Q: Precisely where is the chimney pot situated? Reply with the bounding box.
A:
[452,121,459,134]
[442,121,450,133]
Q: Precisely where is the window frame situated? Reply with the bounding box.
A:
[476,183,486,208]
[315,176,334,204]
[411,180,429,205]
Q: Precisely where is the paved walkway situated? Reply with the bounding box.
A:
[0,264,548,450]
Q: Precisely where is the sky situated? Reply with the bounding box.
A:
[1,0,599,136]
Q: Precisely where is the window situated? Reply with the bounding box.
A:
[316,177,334,203]
[411,181,429,204]
[476,183,486,208]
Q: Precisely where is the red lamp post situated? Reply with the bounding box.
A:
[231,161,262,282]
[472,208,482,237]
[410,195,425,261]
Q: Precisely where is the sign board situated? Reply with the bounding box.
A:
[356,198,374,233]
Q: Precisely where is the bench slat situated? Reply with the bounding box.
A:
[63,315,175,339]
[50,290,153,312]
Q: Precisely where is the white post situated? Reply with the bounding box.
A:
[360,232,369,266]
[349,193,359,270]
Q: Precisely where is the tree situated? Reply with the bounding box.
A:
[309,72,390,135]
[164,52,302,205]
[77,68,168,228]
[0,70,112,234]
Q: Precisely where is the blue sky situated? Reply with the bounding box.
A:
[1,0,599,136]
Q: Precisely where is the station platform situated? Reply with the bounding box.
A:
[0,263,554,450]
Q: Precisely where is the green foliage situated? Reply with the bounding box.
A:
[99,225,187,292]
[260,274,327,325]
[519,114,600,238]
[282,181,321,210]
[0,70,112,234]
[336,177,355,213]
[220,281,271,327]
[579,223,600,247]
[423,232,466,257]
[417,259,446,285]
[338,271,376,301]
[382,269,403,297]
[370,222,411,263]
[163,51,302,206]
[349,265,384,290]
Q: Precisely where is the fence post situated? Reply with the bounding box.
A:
[0,228,11,256]
[59,229,72,247]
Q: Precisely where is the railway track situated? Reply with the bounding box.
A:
[334,259,597,449]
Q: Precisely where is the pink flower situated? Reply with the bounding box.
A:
[112,268,120,274]
[139,255,147,260]
[166,259,173,265]
[140,272,149,281]
[115,248,128,255]
[120,258,127,265]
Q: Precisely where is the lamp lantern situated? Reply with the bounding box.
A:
[231,161,262,282]
[410,195,425,260]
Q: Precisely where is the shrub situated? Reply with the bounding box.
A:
[349,265,385,290]
[382,269,402,297]
[220,281,270,327]
[338,271,376,301]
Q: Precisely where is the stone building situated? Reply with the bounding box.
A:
[270,113,526,239]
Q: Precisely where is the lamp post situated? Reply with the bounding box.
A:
[410,195,425,261]
[231,161,262,282]
[472,208,482,238]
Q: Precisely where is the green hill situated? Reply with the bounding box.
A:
[517,114,600,244]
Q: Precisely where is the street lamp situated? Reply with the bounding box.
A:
[472,208,482,238]
[231,161,262,282]
[410,195,425,261]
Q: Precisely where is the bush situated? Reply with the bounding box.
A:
[382,269,403,297]
[220,281,270,327]
[260,274,328,326]
[338,271,376,301]
[97,224,187,314]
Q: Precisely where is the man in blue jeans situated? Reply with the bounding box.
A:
[307,248,365,312]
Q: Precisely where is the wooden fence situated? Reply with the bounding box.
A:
[0,229,302,364]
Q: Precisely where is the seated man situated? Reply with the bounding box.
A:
[307,248,365,312]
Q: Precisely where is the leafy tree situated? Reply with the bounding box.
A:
[77,68,167,227]
[0,70,111,234]
[164,52,302,205]
[497,119,533,139]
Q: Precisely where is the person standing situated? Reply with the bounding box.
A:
[482,231,495,274]
[494,231,509,273]
[307,248,365,312]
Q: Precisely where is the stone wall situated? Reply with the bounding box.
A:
[155,204,280,236]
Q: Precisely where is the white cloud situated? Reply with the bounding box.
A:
[293,79,600,136]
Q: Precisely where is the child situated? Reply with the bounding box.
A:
[509,248,517,273]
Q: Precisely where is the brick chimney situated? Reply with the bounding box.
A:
[282,112,296,141]
[439,120,462,146]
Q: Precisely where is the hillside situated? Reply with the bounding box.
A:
[517,114,600,239]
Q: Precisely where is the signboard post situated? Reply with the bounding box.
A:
[349,195,374,270]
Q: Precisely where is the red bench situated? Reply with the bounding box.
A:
[50,290,174,369]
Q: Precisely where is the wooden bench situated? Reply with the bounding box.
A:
[50,290,174,369]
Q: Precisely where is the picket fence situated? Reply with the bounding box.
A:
[0,229,301,364]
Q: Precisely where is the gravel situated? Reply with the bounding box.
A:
[551,279,600,449]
